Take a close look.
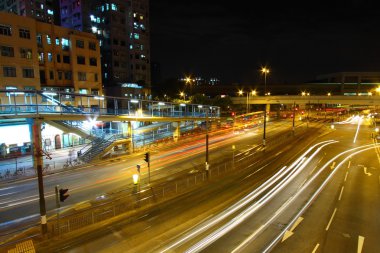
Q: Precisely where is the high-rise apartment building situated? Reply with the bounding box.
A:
[58,0,151,98]
[0,0,59,24]
[0,12,102,96]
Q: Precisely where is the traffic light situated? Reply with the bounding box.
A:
[59,188,69,202]
[144,152,150,163]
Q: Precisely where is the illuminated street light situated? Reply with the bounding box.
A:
[261,67,270,146]
[180,91,186,101]
[327,92,331,96]
[238,90,256,114]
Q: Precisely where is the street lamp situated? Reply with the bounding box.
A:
[261,67,270,95]
[261,67,269,146]
[180,91,186,101]
[238,90,256,114]
[184,76,193,95]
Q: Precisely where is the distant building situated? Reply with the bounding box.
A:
[311,72,380,95]
[58,0,151,98]
[0,0,59,24]
[0,12,102,95]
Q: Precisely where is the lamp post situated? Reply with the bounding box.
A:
[205,107,209,173]
[261,67,269,146]
[238,90,256,114]
[185,76,193,96]
[180,91,186,101]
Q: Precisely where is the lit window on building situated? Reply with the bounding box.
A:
[92,26,97,33]
[20,48,32,59]
[48,52,53,62]
[47,9,54,15]
[38,52,44,63]
[79,89,88,94]
[61,38,69,50]
[37,33,42,45]
[134,33,139,39]
[47,35,51,44]
[111,3,117,11]
[55,37,60,45]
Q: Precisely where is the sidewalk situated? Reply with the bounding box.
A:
[0,145,85,182]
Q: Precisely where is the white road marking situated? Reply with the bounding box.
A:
[358,236,365,253]
[347,160,351,168]
[363,167,372,176]
[0,192,16,197]
[325,208,337,231]
[338,186,344,201]
[282,217,303,242]
[298,179,307,189]
[312,243,320,253]
[0,186,15,191]
[344,171,349,182]
[309,165,318,175]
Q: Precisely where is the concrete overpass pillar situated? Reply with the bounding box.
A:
[265,104,270,114]
[127,121,133,153]
[173,121,180,142]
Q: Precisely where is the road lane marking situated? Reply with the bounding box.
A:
[0,192,16,197]
[309,165,318,175]
[347,160,351,168]
[344,171,348,182]
[325,208,337,231]
[338,186,344,201]
[298,179,307,189]
[282,217,303,242]
[358,236,365,253]
[232,225,265,253]
[312,243,320,253]
[330,162,336,170]
[363,167,372,176]
[0,186,15,191]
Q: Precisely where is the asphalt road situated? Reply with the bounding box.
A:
[36,115,380,253]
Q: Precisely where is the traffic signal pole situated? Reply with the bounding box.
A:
[55,185,60,235]
[144,152,151,184]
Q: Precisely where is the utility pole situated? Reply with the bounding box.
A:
[205,108,209,172]
[32,119,47,235]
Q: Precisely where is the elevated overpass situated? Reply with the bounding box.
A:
[231,95,380,106]
[0,90,220,162]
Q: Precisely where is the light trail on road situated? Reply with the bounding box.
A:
[159,140,337,253]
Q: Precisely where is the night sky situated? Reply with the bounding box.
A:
[150,1,380,85]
